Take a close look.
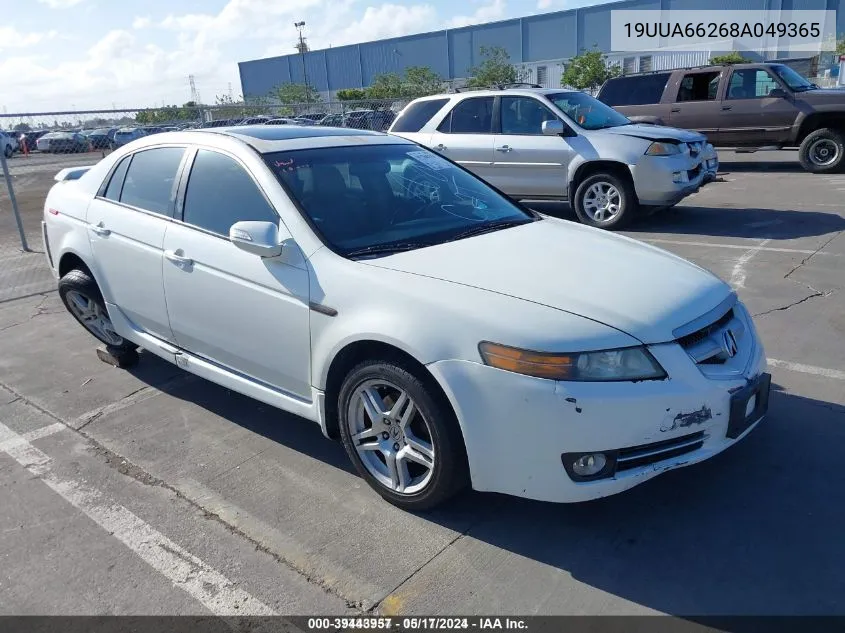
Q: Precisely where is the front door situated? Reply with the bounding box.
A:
[86,147,186,342]
[719,68,800,145]
[427,96,496,185]
[492,96,572,199]
[162,148,312,399]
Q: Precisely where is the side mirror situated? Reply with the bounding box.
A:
[542,120,565,136]
[229,220,283,258]
[769,88,788,98]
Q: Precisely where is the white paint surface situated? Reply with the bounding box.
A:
[730,239,771,289]
[767,358,845,381]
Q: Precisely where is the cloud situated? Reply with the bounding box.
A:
[0,27,58,49]
[37,0,86,8]
[132,16,152,29]
[448,0,507,28]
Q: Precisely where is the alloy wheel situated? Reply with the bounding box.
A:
[346,379,435,495]
[582,181,622,223]
[65,290,124,346]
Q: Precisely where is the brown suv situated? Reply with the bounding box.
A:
[597,63,845,174]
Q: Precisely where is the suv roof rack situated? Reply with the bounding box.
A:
[451,82,544,93]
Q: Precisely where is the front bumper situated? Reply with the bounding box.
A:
[631,150,712,206]
[428,327,767,503]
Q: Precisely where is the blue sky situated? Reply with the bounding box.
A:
[0,0,598,113]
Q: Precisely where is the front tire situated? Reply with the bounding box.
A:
[58,268,136,353]
[3,145,11,159]
[338,359,468,511]
[573,172,636,229]
[799,128,845,174]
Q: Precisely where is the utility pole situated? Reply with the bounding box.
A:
[294,21,309,96]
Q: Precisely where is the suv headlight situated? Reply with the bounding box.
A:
[478,342,666,382]
[645,141,682,156]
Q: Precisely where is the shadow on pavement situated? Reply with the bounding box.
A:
[131,359,845,615]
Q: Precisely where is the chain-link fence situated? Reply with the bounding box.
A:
[0,100,412,302]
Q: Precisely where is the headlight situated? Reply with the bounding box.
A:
[645,141,682,156]
[478,342,666,382]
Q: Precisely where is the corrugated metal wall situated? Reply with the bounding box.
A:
[238,0,842,100]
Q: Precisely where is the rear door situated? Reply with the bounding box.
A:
[86,146,187,342]
[719,67,800,145]
[667,70,724,142]
[427,96,496,184]
[491,96,572,199]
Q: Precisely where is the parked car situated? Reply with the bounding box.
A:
[36,131,90,153]
[87,128,116,150]
[111,127,147,148]
[390,88,718,229]
[0,131,16,157]
[296,113,327,124]
[42,126,768,510]
[345,109,396,131]
[17,130,49,153]
[597,63,845,173]
[265,118,301,125]
[239,116,273,125]
[318,113,347,127]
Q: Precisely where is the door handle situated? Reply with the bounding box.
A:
[495,145,512,152]
[670,108,681,113]
[164,250,193,266]
[89,222,110,236]
[721,106,732,111]
[434,143,447,151]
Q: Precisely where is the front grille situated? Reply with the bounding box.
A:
[616,431,705,472]
[678,308,734,349]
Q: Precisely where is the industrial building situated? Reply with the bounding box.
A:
[238,0,845,101]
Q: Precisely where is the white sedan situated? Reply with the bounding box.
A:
[42,126,770,510]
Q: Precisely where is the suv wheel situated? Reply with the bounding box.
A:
[3,144,11,159]
[799,128,845,174]
[58,268,136,352]
[573,172,636,230]
[338,359,468,511]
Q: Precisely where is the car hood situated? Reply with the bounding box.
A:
[602,123,706,143]
[365,218,731,344]
[798,88,845,104]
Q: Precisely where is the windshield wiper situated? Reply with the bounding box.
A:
[345,242,429,258]
[446,218,534,242]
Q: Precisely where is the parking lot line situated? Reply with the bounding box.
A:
[642,238,842,256]
[0,419,277,616]
[730,239,771,288]
[767,358,845,381]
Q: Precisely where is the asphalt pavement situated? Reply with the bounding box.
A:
[0,149,842,616]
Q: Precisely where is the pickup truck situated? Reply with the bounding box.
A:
[597,62,845,174]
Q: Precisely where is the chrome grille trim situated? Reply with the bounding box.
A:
[673,292,738,339]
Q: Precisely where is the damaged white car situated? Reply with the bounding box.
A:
[43,126,768,510]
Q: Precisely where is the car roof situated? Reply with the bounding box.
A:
[122,125,413,155]
[409,87,579,102]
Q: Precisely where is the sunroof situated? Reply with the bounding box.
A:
[220,125,384,141]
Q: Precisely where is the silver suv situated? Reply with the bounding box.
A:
[389,87,718,229]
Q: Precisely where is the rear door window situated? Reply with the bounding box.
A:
[437,97,495,134]
[676,72,721,102]
[119,147,185,216]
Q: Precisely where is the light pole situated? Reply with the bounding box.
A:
[294,21,309,97]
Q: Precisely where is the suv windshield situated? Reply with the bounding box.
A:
[266,144,536,257]
[770,64,816,92]
[546,92,631,130]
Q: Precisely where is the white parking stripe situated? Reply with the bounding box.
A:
[730,239,771,289]
[21,422,66,443]
[0,420,277,616]
[767,358,845,381]
[641,238,842,256]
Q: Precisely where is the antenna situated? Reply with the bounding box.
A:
[188,74,201,103]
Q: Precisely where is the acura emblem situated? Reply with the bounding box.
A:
[722,329,738,358]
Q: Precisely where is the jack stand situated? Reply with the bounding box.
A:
[96,345,139,369]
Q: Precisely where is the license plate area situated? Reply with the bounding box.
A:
[727,373,771,439]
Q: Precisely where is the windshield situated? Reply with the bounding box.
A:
[771,64,815,92]
[546,92,631,130]
[266,144,536,257]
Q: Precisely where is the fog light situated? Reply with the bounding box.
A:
[571,453,607,477]
[672,171,684,183]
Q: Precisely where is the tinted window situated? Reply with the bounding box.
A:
[727,69,780,99]
[103,156,130,201]
[676,72,720,102]
[599,74,671,106]
[438,97,494,134]
[500,97,559,135]
[182,150,277,236]
[267,144,533,256]
[547,92,630,130]
[391,99,449,133]
[119,147,185,215]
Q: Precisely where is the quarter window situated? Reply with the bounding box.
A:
[500,97,559,135]
[103,156,130,201]
[438,97,494,134]
[119,147,185,215]
[391,99,449,133]
[182,150,278,236]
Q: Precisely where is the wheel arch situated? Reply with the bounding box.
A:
[568,160,634,202]
[795,112,845,145]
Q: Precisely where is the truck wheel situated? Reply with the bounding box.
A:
[573,172,636,230]
[799,128,845,174]
[3,145,11,159]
